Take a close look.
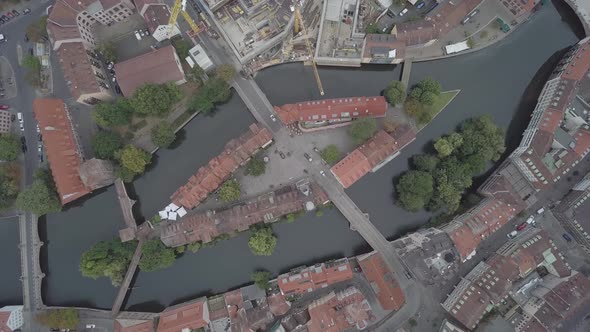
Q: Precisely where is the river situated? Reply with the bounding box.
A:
[0,0,583,312]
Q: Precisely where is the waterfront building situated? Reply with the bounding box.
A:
[156,297,210,332]
[306,287,373,332]
[273,96,387,127]
[277,258,353,296]
[114,45,187,97]
[357,252,405,311]
[0,306,23,332]
[331,126,415,188]
[170,123,273,209]
[553,171,590,253]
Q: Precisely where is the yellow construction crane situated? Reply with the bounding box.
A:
[168,0,202,39]
[294,5,324,96]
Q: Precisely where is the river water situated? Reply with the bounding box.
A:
[0,0,583,312]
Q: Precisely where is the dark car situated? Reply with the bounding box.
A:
[1,15,8,22]
[24,34,29,42]
[114,84,121,95]
[20,136,25,144]
[563,233,573,242]
[21,143,27,153]
[12,9,19,16]
[279,151,286,159]
[29,48,33,56]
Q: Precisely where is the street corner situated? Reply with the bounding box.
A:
[0,56,17,100]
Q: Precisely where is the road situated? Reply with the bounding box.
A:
[185,1,421,327]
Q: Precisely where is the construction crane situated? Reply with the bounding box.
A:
[168,0,202,39]
[294,4,324,96]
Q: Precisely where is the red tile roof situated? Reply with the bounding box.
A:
[115,45,185,97]
[268,294,290,316]
[0,312,11,332]
[48,0,79,26]
[134,0,163,15]
[171,123,272,209]
[331,127,415,188]
[358,252,405,311]
[445,223,481,262]
[394,20,439,46]
[274,96,387,125]
[33,99,91,204]
[562,38,590,81]
[278,258,353,296]
[362,34,406,60]
[143,4,170,34]
[157,298,209,332]
[444,280,491,330]
[56,42,103,100]
[306,287,372,332]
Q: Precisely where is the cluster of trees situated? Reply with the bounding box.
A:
[172,37,191,60]
[218,179,241,202]
[0,162,20,210]
[79,238,137,286]
[0,134,20,161]
[151,122,176,148]
[404,77,442,124]
[36,309,79,330]
[396,116,505,213]
[245,156,266,176]
[138,239,177,272]
[188,65,235,114]
[93,98,133,128]
[248,226,277,256]
[98,42,117,63]
[349,118,377,145]
[384,81,406,106]
[320,145,342,165]
[115,144,152,182]
[16,169,61,216]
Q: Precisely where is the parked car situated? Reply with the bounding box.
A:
[86,324,96,329]
[29,48,33,56]
[399,8,408,16]
[114,84,122,95]
[1,15,9,21]
[0,104,9,110]
[0,34,6,43]
[17,112,22,123]
[20,136,25,144]
[516,222,527,231]
[563,233,573,242]
[36,124,40,133]
[416,1,425,9]
[134,30,142,40]
[525,216,535,224]
[270,114,276,122]
[139,29,146,37]
[21,143,27,153]
[19,123,24,131]
[24,33,29,42]
[23,8,31,15]
[107,62,114,70]
[313,147,320,153]
[507,230,518,239]
[144,29,150,36]
[6,12,14,19]
[537,207,545,214]
[320,170,326,176]
[279,151,286,159]
[12,9,19,16]
[304,153,312,162]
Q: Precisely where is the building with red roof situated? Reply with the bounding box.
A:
[357,252,405,311]
[278,258,353,296]
[33,99,92,204]
[171,123,272,209]
[157,297,210,332]
[306,287,372,332]
[0,306,23,332]
[362,34,406,64]
[273,96,387,127]
[331,126,415,188]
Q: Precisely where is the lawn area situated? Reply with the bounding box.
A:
[419,90,460,129]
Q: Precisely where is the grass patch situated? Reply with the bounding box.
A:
[419,90,460,129]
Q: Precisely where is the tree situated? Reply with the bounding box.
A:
[410,77,441,106]
[22,55,41,71]
[245,157,266,176]
[16,169,61,216]
[396,171,434,212]
[93,98,134,128]
[190,95,215,114]
[248,227,277,256]
[218,179,241,202]
[0,134,20,161]
[434,135,459,158]
[251,270,272,290]
[79,239,137,286]
[467,37,476,48]
[91,131,122,160]
[188,64,206,84]
[186,241,201,253]
[130,83,182,116]
[36,309,79,330]
[404,98,424,117]
[98,42,117,63]
[116,145,151,179]
[139,239,177,272]
[320,145,342,165]
[458,115,505,162]
[0,163,20,210]
[413,154,438,172]
[151,122,176,148]
[382,119,398,133]
[189,78,231,114]
[349,118,377,145]
[26,16,49,42]
[215,64,236,82]
[384,81,406,105]
[172,38,191,60]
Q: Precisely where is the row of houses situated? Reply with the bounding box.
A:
[170,123,273,210]
[114,252,405,332]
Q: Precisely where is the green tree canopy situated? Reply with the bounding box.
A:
[0,134,20,161]
[139,239,177,272]
[189,78,231,114]
[404,98,424,118]
[248,227,277,256]
[410,77,441,105]
[349,118,377,145]
[412,154,439,172]
[396,170,434,212]
[0,162,20,210]
[215,64,236,82]
[251,270,272,290]
[320,145,342,165]
[172,38,191,60]
[458,115,505,162]
[384,81,406,105]
[130,83,182,116]
[79,238,137,286]
[151,122,176,148]
[36,309,79,330]
[91,131,122,160]
[218,179,241,202]
[93,98,134,128]
[26,16,49,42]
[245,157,266,176]
[16,169,61,216]
[186,241,201,253]
[188,64,206,84]
[116,145,151,176]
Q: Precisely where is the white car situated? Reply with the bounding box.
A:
[507,230,517,239]
[400,8,408,16]
[270,114,276,122]
[0,34,6,43]
[320,170,326,177]
[36,124,40,133]
[134,31,142,40]
[139,30,146,37]
[86,324,96,329]
[19,123,24,131]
